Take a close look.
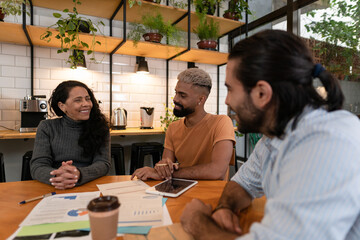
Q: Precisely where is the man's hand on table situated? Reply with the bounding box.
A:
[212,208,242,235]
[181,199,239,240]
[131,166,163,180]
[154,158,179,180]
[49,160,80,189]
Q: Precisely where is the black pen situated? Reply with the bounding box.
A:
[19,192,56,204]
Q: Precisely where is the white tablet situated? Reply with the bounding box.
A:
[145,178,198,198]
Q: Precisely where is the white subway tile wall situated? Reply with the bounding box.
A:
[0,44,228,130]
[0,5,235,131]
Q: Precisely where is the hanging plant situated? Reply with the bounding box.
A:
[40,0,105,69]
[0,0,30,21]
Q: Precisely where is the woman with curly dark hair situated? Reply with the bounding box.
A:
[30,80,110,189]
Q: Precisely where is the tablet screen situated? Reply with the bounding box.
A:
[155,179,196,194]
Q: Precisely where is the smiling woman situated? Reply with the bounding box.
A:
[30,80,110,190]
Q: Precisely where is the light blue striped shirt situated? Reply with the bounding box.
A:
[232,107,360,240]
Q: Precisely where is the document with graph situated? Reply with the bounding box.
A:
[19,191,100,226]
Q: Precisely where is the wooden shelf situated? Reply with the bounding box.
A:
[115,41,187,60]
[174,48,228,65]
[26,25,123,53]
[32,0,123,19]
[1,1,235,65]
[23,25,227,65]
[32,0,244,36]
[0,22,29,45]
[119,2,244,36]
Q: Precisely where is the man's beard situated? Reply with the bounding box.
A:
[235,97,265,134]
[173,102,195,117]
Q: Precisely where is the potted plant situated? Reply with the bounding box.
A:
[40,0,105,69]
[128,0,142,8]
[223,0,251,21]
[128,13,181,47]
[169,0,188,9]
[0,0,29,22]
[193,0,222,15]
[194,17,219,50]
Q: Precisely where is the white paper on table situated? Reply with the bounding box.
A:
[117,194,163,226]
[161,204,172,226]
[96,180,149,196]
[20,191,100,227]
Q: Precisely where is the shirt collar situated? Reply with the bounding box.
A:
[62,115,84,128]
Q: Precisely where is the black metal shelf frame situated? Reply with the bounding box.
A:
[22,1,34,96]
[108,0,232,116]
[22,0,318,122]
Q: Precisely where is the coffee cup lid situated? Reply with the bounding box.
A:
[87,196,120,212]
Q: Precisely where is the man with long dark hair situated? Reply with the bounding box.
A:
[181,30,360,239]
[31,80,110,189]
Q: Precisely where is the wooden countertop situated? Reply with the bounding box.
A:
[0,128,164,139]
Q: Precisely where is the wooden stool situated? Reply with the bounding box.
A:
[21,151,33,181]
[130,142,163,174]
[111,144,125,175]
[0,153,5,182]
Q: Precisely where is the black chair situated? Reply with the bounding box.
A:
[130,142,163,174]
[111,144,125,175]
[21,151,33,181]
[0,153,5,182]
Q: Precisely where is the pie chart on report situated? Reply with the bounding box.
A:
[68,208,88,217]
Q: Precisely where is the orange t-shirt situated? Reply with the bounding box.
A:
[164,114,235,167]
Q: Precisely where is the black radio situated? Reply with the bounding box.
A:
[19,96,48,133]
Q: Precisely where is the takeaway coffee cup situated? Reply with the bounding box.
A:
[87,196,120,240]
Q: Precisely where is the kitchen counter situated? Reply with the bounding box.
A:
[0,127,165,139]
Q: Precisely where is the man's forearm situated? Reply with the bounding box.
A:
[216,181,252,213]
[172,163,227,180]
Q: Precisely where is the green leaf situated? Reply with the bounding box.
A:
[64,37,70,43]
[63,9,69,13]
[87,50,93,55]
[67,21,76,31]
[53,13,62,18]
[81,41,89,48]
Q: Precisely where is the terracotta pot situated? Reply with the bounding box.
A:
[223,12,240,21]
[197,40,217,51]
[0,8,5,22]
[143,33,163,43]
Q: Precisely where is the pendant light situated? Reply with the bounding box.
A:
[136,56,149,74]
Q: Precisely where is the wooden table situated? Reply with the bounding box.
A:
[0,176,265,239]
[0,128,165,139]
